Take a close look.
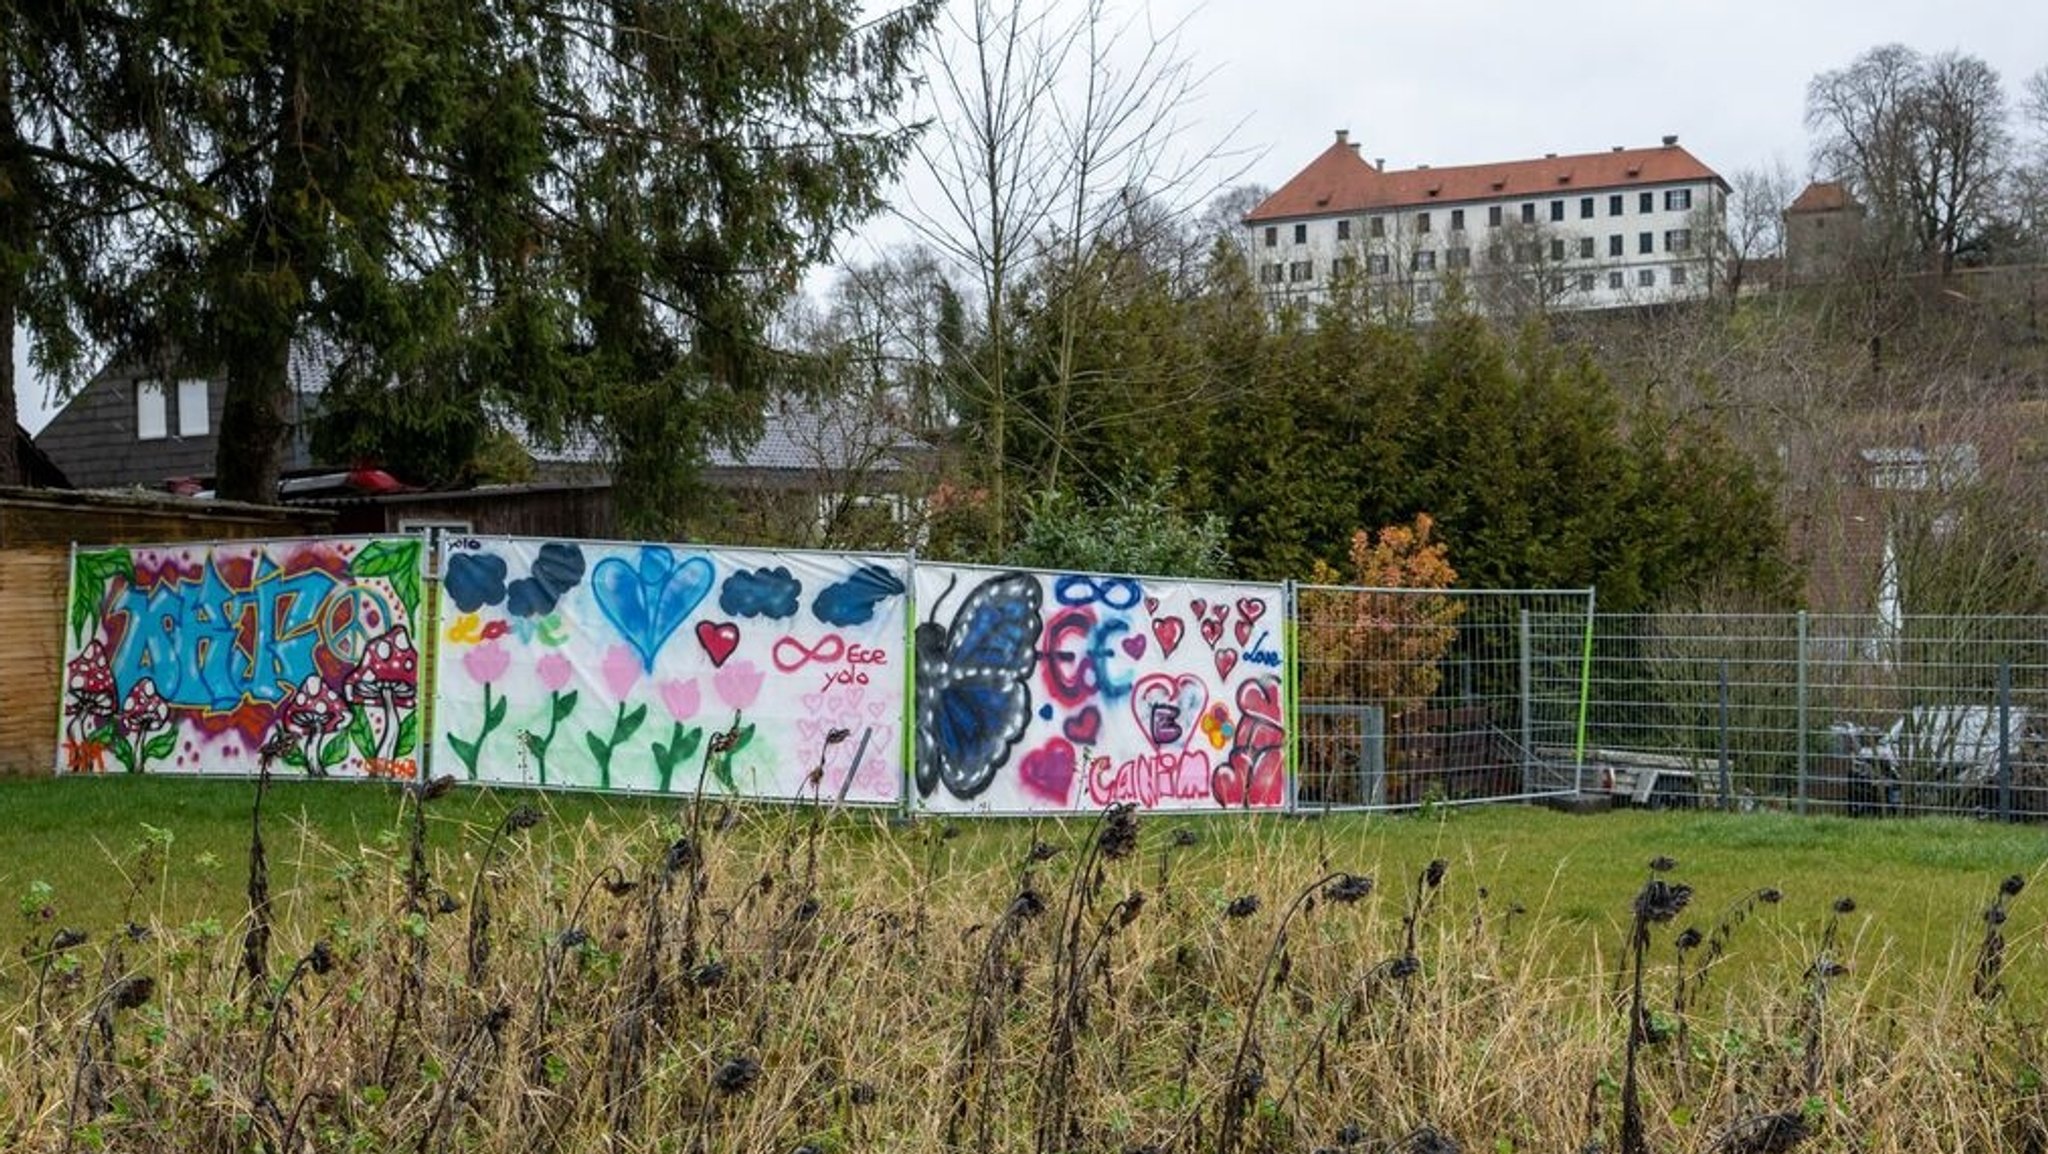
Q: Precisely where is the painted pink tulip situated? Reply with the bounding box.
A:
[713,659,764,710]
[536,652,575,693]
[601,644,642,701]
[658,678,701,722]
[462,640,512,686]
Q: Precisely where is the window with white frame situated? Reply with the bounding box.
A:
[175,378,210,437]
[1638,268,1656,287]
[1288,260,1315,282]
[1665,228,1692,252]
[1259,263,1283,284]
[1370,216,1385,238]
[1665,188,1692,211]
[1670,265,1689,285]
[135,381,167,440]
[1608,270,1625,289]
[1416,212,1432,234]
[1549,238,1565,261]
[1411,250,1436,272]
[1367,253,1390,275]
[1445,246,1470,269]
[1549,200,1564,222]
[1264,227,1277,247]
[1450,208,1465,231]
[1337,218,1352,241]
[1293,223,1308,244]
[1578,237,1595,259]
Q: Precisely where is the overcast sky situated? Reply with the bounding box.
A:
[13,0,2045,436]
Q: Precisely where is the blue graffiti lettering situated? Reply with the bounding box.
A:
[1245,630,1281,668]
[106,556,371,710]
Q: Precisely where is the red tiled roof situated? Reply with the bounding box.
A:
[1244,139,1724,222]
[1786,181,1860,214]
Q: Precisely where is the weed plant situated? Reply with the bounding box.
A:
[0,779,2039,1153]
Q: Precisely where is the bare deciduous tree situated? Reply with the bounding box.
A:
[1807,45,2012,275]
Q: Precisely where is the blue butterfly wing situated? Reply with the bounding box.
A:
[915,573,1043,799]
[948,575,1042,676]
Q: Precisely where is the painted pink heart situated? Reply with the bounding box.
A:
[1121,633,1147,659]
[1234,617,1254,646]
[1191,598,1207,619]
[1237,597,1266,624]
[1151,616,1185,658]
[1019,739,1076,805]
[1199,617,1225,648]
[695,620,740,667]
[1131,673,1208,753]
[1211,602,1231,624]
[1063,705,1102,745]
[1143,596,1160,614]
[1214,648,1239,679]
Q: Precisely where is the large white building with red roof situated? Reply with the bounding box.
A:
[1243,131,1728,315]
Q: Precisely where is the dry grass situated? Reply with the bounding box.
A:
[0,780,2042,1154]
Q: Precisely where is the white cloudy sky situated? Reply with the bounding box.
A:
[13,0,2044,435]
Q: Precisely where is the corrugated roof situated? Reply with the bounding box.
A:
[1245,138,1724,222]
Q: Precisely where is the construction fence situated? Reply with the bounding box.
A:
[37,526,2048,821]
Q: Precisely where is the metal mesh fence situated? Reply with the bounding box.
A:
[1294,586,1595,810]
[1579,614,2048,818]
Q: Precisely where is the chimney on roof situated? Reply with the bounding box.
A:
[1417,164,1429,170]
[1348,142,1361,155]
[1335,129,1349,145]
[1374,157,1384,171]
[1612,145,1623,152]
[1545,152,1556,159]
[1662,134,1679,147]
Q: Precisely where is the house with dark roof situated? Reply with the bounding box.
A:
[31,349,931,547]
[1244,131,1729,316]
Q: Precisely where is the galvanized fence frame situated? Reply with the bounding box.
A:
[1576,613,2048,819]
[1293,585,1596,811]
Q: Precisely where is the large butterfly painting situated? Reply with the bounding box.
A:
[914,573,1043,800]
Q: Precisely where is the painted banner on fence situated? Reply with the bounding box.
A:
[433,537,908,801]
[910,565,1289,814]
[59,537,427,777]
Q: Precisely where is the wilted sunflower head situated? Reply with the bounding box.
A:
[1096,804,1140,861]
[1325,873,1375,904]
[1635,879,1693,924]
[712,1054,761,1097]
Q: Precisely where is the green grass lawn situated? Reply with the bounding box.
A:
[1,775,2042,987]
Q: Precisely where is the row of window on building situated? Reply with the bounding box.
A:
[1264,188,1696,248]
[1259,261,1693,292]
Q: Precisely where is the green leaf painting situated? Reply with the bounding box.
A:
[69,548,134,645]
[350,539,424,620]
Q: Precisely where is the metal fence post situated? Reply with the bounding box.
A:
[1796,610,1809,816]
[1998,656,2013,823]
[1718,658,1733,811]
[1519,609,1533,793]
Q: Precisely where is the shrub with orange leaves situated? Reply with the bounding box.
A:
[1300,514,1463,711]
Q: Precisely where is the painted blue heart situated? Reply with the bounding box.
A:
[591,547,715,673]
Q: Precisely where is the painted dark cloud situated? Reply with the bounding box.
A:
[720,566,802,620]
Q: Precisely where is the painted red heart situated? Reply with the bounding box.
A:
[1199,617,1225,648]
[1151,616,1185,658]
[1232,677,1287,807]
[1214,648,1238,679]
[1191,598,1208,619]
[1063,705,1102,745]
[1211,602,1231,625]
[1237,597,1266,624]
[1234,617,1254,646]
[1020,739,1076,805]
[1237,677,1282,725]
[695,620,740,667]
[1121,633,1147,659]
[1143,596,1160,614]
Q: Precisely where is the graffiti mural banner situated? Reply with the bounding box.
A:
[911,564,1290,814]
[58,537,427,778]
[433,537,908,802]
